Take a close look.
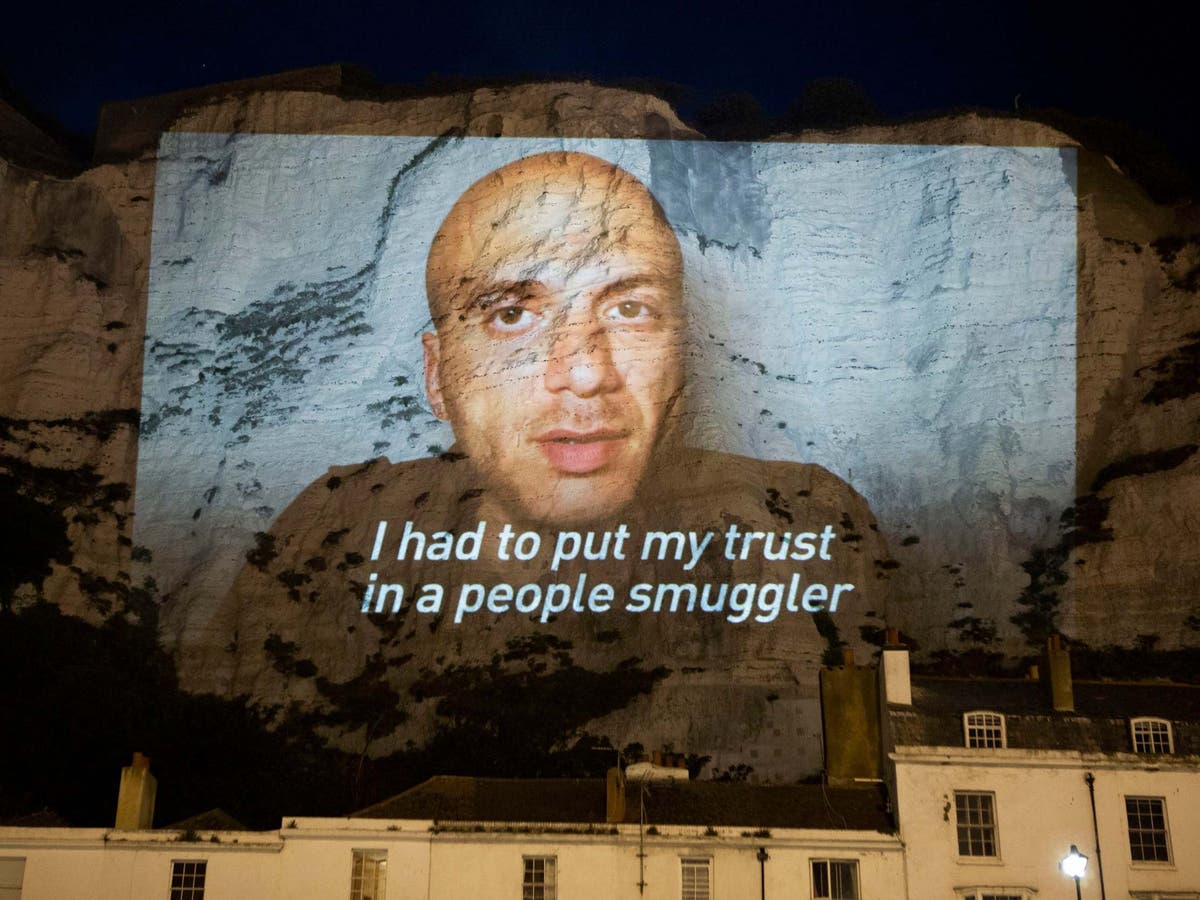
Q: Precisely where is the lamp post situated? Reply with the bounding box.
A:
[1061,844,1088,900]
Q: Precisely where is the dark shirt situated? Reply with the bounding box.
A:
[204,445,892,768]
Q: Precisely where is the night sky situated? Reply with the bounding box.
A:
[3,0,1197,176]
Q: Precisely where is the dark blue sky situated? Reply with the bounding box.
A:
[4,0,1196,175]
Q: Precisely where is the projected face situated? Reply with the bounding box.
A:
[423,152,685,527]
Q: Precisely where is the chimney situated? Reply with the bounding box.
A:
[880,628,912,707]
[1044,634,1074,712]
[606,766,626,824]
[820,650,881,785]
[115,752,157,830]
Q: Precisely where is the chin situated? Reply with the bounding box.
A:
[520,479,636,529]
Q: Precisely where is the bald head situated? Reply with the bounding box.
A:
[426,152,683,325]
[419,151,686,527]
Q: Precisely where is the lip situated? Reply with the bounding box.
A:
[536,429,628,474]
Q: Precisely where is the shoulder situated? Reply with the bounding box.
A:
[678,447,859,494]
[320,454,454,492]
[659,446,877,525]
[269,452,475,535]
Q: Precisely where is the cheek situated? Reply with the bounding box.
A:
[445,375,534,450]
[620,344,683,410]
[444,337,546,390]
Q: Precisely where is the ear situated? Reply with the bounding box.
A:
[422,331,448,420]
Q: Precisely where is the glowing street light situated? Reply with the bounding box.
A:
[1061,845,1088,899]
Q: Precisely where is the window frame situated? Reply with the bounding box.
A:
[1130,717,1174,754]
[522,855,557,900]
[0,857,25,900]
[953,889,1035,900]
[169,859,207,900]
[811,858,860,900]
[1125,795,1172,865]
[350,848,388,900]
[680,856,711,900]
[963,711,1007,749]
[954,790,1000,859]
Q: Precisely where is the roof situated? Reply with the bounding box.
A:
[892,677,1200,753]
[163,808,248,832]
[355,777,605,824]
[354,776,892,832]
[0,808,70,828]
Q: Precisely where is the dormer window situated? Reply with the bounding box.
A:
[963,711,1006,748]
[1131,718,1173,754]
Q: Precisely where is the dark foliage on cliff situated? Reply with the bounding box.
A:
[0,602,664,826]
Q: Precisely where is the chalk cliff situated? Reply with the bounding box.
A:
[2,74,1197,783]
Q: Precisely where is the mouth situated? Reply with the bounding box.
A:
[536,429,629,474]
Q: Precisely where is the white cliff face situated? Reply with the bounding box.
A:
[1,83,1197,780]
[139,134,1076,653]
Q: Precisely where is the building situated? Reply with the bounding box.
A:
[0,762,901,899]
[3,637,1199,899]
[878,634,1200,900]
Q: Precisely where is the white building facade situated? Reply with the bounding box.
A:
[880,637,1200,900]
[0,815,904,900]
[5,639,1200,900]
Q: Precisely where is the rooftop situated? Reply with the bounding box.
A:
[354,776,892,832]
[891,676,1200,753]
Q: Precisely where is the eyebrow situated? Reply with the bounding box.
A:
[460,272,675,316]
[461,279,541,315]
[593,273,671,304]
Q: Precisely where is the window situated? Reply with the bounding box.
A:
[169,860,206,900]
[1126,796,1171,862]
[0,858,25,900]
[954,890,1034,900]
[351,849,387,900]
[811,859,858,899]
[681,857,711,900]
[963,711,1006,748]
[955,791,998,857]
[1131,718,1173,754]
[523,856,556,900]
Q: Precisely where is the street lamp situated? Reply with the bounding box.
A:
[1061,845,1088,900]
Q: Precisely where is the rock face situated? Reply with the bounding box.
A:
[2,76,1198,783]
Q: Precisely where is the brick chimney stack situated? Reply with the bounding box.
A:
[880,627,912,707]
[606,766,626,824]
[1044,634,1075,712]
[114,752,156,830]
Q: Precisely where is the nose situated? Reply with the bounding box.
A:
[543,318,623,397]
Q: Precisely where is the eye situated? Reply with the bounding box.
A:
[485,304,539,336]
[604,298,657,323]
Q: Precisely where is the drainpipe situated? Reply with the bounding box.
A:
[1085,772,1107,900]
[637,782,648,895]
[756,847,769,900]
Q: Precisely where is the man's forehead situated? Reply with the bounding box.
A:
[427,153,681,313]
[456,168,656,238]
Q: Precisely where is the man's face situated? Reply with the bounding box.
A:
[423,154,685,527]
